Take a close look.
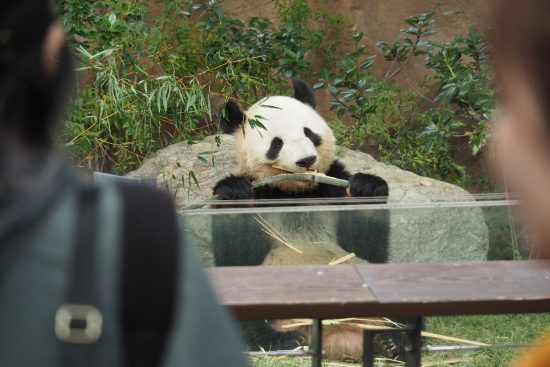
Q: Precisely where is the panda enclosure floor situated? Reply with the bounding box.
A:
[207,261,550,366]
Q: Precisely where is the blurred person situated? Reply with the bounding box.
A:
[493,0,550,365]
[493,0,550,259]
[0,1,249,367]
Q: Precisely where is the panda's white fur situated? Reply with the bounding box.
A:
[235,96,336,192]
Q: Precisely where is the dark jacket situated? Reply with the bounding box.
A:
[0,160,248,367]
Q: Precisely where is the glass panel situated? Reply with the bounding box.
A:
[179,195,534,364]
[180,194,528,267]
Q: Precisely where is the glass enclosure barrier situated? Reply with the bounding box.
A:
[178,195,539,366]
[179,194,527,267]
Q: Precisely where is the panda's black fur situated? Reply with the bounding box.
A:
[212,80,391,352]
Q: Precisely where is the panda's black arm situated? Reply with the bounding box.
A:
[321,160,390,263]
[213,175,254,200]
[211,175,273,267]
[323,160,389,199]
[212,212,272,266]
[325,160,352,180]
[314,160,350,197]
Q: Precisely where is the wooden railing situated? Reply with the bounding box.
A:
[207,261,550,367]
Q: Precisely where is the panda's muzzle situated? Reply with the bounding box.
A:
[295,156,317,169]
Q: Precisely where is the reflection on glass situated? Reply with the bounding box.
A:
[180,194,527,267]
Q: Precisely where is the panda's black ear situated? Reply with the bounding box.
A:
[220,100,245,134]
[292,79,317,109]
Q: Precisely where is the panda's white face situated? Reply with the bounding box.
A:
[235,96,336,191]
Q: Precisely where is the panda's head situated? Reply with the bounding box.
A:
[220,79,336,192]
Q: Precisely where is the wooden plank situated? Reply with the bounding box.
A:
[207,261,550,320]
[356,260,550,316]
[206,265,377,320]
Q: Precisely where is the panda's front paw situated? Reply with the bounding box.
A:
[349,173,389,198]
[213,175,254,200]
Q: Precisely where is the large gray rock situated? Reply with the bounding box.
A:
[128,135,489,264]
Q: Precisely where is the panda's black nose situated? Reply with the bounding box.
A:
[296,156,317,169]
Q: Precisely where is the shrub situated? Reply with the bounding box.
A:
[58,2,495,190]
[57,0,332,173]
[316,12,493,185]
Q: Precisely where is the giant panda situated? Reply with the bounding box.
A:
[211,79,394,358]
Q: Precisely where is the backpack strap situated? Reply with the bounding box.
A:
[57,186,102,367]
[58,184,180,367]
[118,183,180,367]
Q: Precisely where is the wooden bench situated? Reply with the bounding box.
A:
[207,260,550,367]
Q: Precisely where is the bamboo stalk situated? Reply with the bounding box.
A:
[182,195,220,210]
[329,253,357,265]
[256,215,304,254]
[183,173,350,209]
[252,173,349,189]
[421,331,489,346]
[422,359,471,366]
[260,229,304,254]
[246,349,309,357]
[281,318,392,329]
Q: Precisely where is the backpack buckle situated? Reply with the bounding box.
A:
[55,304,103,344]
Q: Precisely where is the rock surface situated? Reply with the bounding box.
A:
[128,135,489,264]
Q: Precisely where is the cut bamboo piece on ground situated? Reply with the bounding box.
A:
[421,331,489,346]
[329,253,357,265]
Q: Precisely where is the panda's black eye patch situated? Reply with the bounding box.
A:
[266,137,284,160]
[304,127,322,146]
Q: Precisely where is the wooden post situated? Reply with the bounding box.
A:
[363,329,376,367]
[310,319,323,367]
[404,317,423,367]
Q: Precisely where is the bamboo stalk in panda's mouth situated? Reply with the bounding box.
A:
[252,172,349,189]
[271,164,316,174]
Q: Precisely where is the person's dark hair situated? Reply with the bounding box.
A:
[493,0,550,119]
[0,0,73,148]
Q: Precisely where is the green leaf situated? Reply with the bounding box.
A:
[444,10,463,16]
[359,57,375,71]
[189,171,200,189]
[214,6,224,20]
[108,13,117,26]
[377,42,389,52]
[260,104,283,110]
[248,118,267,131]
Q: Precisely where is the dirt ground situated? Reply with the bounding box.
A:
[148,0,490,111]
[226,0,489,88]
